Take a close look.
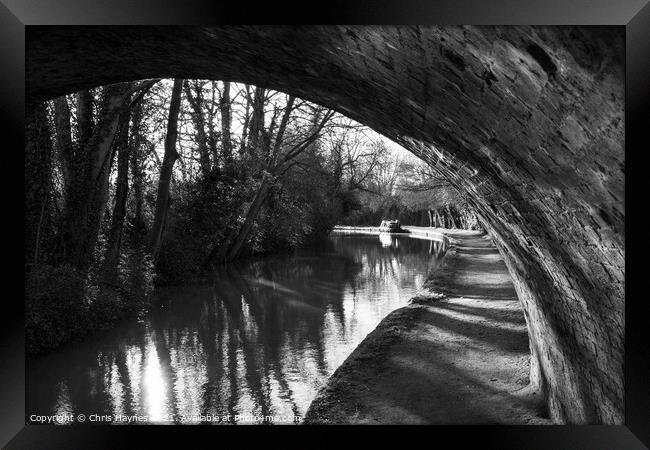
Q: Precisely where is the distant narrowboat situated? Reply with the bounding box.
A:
[378,220,408,233]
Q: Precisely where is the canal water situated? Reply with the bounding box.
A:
[27,233,446,424]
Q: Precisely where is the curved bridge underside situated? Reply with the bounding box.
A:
[26,25,625,424]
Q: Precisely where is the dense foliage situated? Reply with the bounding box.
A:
[25,78,479,355]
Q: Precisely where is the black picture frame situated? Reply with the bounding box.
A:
[3,0,648,448]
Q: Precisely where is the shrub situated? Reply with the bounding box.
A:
[25,248,155,356]
[25,264,88,355]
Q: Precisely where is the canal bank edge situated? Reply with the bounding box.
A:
[302,228,470,424]
[303,228,549,425]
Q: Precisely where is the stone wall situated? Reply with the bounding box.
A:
[26,25,625,423]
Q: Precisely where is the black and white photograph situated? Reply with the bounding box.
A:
[3,0,650,448]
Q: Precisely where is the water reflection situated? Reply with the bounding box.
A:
[378,233,395,247]
[28,234,446,424]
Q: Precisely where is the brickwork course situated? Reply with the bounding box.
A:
[26,25,625,424]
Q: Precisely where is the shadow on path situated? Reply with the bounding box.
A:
[304,230,551,425]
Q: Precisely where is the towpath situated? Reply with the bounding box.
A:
[304,229,551,424]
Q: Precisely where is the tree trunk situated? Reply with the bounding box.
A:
[206,81,220,167]
[129,104,145,238]
[149,78,183,263]
[225,178,270,261]
[427,209,434,227]
[85,87,131,270]
[184,80,212,180]
[77,90,94,150]
[446,204,457,229]
[57,84,131,272]
[239,85,251,157]
[220,81,233,169]
[25,101,53,266]
[103,111,131,282]
[247,86,266,156]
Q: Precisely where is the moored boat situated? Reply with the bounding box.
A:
[378,219,409,233]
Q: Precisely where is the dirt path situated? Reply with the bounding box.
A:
[303,230,551,424]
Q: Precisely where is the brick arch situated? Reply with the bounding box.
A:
[26,25,625,424]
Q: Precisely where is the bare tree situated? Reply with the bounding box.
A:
[220,81,233,170]
[207,92,335,264]
[150,78,184,263]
